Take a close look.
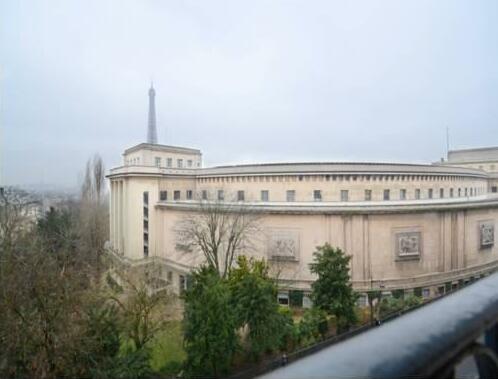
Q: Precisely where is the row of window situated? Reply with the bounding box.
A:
[160,190,193,201]
[143,191,149,258]
[154,156,196,169]
[197,174,483,183]
[159,186,484,202]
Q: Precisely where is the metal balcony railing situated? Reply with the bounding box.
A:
[257,272,498,379]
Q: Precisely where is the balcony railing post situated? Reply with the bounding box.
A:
[485,323,498,353]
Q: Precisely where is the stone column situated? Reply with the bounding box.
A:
[110,181,114,247]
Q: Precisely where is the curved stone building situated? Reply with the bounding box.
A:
[107,142,498,302]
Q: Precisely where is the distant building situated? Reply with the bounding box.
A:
[438,146,498,193]
[106,88,498,304]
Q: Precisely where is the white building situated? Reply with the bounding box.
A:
[107,87,498,303]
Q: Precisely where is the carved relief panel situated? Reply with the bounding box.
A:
[394,230,422,261]
[267,229,300,261]
[479,221,495,250]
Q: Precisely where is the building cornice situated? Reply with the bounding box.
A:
[155,196,498,215]
[107,162,490,180]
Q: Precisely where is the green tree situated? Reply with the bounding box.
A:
[183,266,238,377]
[75,299,152,379]
[229,256,283,359]
[309,244,358,330]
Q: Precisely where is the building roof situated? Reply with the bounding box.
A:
[124,143,202,156]
[447,146,498,163]
[197,161,487,177]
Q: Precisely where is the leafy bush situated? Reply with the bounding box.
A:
[296,308,328,346]
[276,306,297,351]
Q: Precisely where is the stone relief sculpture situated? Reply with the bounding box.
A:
[395,231,421,260]
[268,229,300,261]
[480,222,495,249]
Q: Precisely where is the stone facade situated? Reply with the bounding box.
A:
[107,143,498,297]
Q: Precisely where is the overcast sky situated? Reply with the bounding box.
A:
[1,0,497,188]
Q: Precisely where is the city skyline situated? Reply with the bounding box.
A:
[2,0,498,187]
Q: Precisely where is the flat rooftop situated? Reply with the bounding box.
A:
[124,143,202,155]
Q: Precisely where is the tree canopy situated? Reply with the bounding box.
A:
[309,244,358,329]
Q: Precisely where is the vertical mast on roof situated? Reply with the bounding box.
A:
[147,83,158,144]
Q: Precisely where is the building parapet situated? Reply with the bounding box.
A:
[156,194,498,215]
[124,143,201,156]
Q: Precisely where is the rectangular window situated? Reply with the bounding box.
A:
[341,190,349,202]
[143,220,148,229]
[286,190,295,202]
[143,207,148,218]
[237,190,245,201]
[400,189,406,200]
[179,275,187,293]
[177,159,183,168]
[155,157,161,167]
[364,189,372,201]
[174,190,181,200]
[313,190,322,202]
[428,189,433,199]
[415,189,421,199]
[450,188,454,197]
[440,188,444,198]
[167,158,172,168]
[187,160,193,168]
[143,191,149,204]
[202,190,208,200]
[186,190,193,200]
[277,292,290,306]
[159,190,167,201]
[167,271,173,283]
[261,190,269,201]
[383,189,390,201]
[458,188,462,197]
[143,246,149,258]
[465,188,468,196]
[218,190,224,201]
[492,186,497,193]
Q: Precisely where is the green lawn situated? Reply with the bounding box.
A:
[149,320,186,374]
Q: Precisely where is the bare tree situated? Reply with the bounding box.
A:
[0,187,39,254]
[81,160,93,203]
[92,155,105,204]
[79,154,109,275]
[109,269,173,350]
[175,199,261,278]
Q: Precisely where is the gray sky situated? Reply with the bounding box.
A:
[1,0,498,188]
